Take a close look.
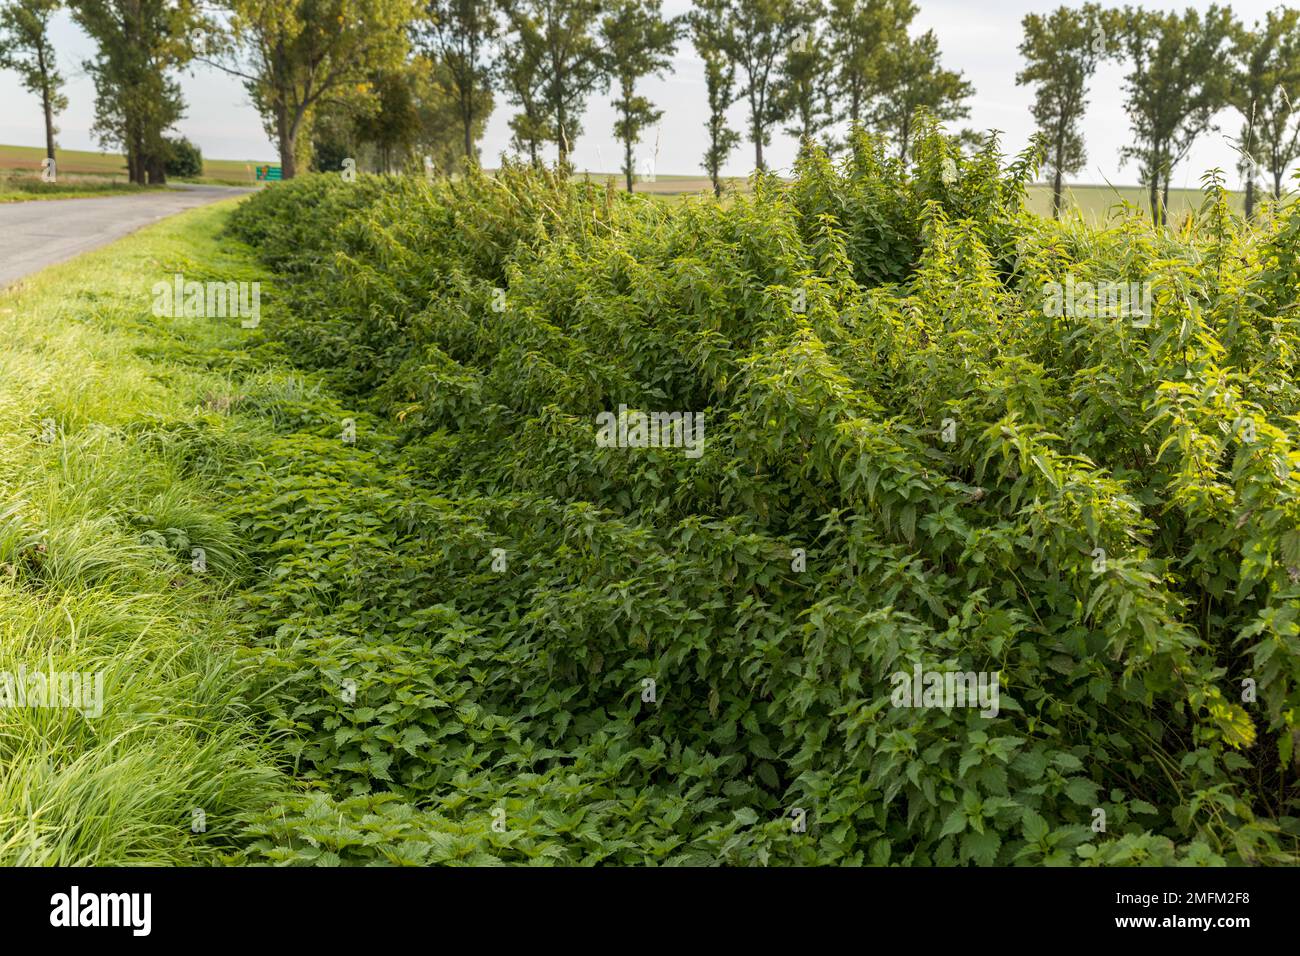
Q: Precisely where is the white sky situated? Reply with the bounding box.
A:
[0,1,1286,187]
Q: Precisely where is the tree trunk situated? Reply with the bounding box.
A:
[40,87,55,161]
[271,42,297,179]
[750,91,764,171]
[624,130,634,193]
[129,127,144,185]
[1161,179,1170,226]
[1149,180,1159,224]
[35,44,55,161]
[556,102,569,168]
[277,102,298,179]
[463,111,473,169]
[279,139,297,179]
[1275,169,1283,201]
[1245,178,1255,219]
[1052,167,1063,220]
[41,91,55,161]
[709,127,721,196]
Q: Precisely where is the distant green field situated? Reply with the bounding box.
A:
[570,170,1253,220]
[1024,182,1257,221]
[0,143,263,185]
[0,143,1259,220]
[0,179,160,203]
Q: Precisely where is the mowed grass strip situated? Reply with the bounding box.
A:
[0,201,287,864]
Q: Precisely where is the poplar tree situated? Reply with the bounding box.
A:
[0,0,66,162]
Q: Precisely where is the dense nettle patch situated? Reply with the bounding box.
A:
[222,126,1300,865]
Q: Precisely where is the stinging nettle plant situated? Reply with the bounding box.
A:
[220,119,1300,866]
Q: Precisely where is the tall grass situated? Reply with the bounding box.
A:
[0,204,287,864]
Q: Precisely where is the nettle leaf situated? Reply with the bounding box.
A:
[940,807,967,838]
[1053,753,1084,773]
[961,829,1001,866]
[1062,778,1100,806]
[1021,809,1049,844]
[399,728,431,754]
[732,807,759,828]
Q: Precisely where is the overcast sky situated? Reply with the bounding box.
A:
[0,1,1288,187]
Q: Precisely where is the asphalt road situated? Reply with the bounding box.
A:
[0,184,252,289]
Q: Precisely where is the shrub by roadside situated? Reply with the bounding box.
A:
[221,124,1300,865]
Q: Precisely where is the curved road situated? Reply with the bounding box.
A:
[0,184,253,289]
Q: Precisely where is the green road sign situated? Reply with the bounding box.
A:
[255,165,282,182]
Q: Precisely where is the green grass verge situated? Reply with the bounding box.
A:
[0,200,288,864]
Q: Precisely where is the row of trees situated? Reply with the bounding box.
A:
[0,0,970,191]
[2,0,1300,216]
[1021,3,1300,222]
[685,0,972,192]
[0,0,209,182]
[423,0,973,193]
[0,0,423,183]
